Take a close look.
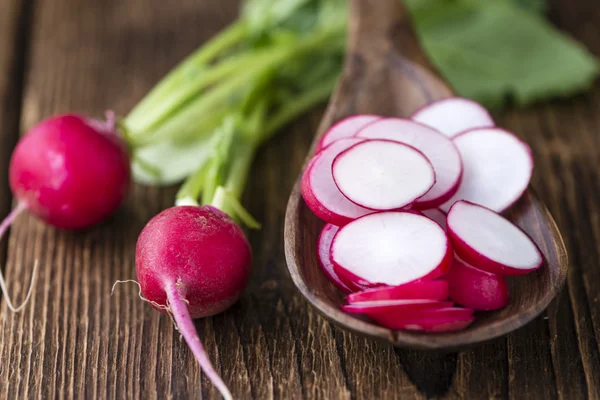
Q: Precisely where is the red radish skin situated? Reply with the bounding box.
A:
[332,140,436,210]
[411,97,494,138]
[355,118,463,208]
[342,299,454,314]
[370,307,474,330]
[440,128,533,213]
[317,224,357,293]
[446,257,509,310]
[374,315,475,332]
[447,201,544,276]
[422,209,447,231]
[1,113,131,313]
[316,115,381,151]
[332,211,452,288]
[136,205,252,400]
[347,280,449,303]
[301,138,372,225]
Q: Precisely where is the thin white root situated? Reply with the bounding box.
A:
[0,259,38,313]
[111,279,172,313]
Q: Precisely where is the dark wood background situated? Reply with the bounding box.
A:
[0,0,598,398]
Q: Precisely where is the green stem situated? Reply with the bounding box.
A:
[125,20,249,134]
[260,74,338,143]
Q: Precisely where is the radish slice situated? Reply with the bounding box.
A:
[355,118,462,208]
[446,257,509,310]
[316,115,381,151]
[422,209,447,231]
[374,315,475,332]
[347,280,449,303]
[440,128,533,213]
[317,224,359,293]
[447,201,543,276]
[332,140,435,210]
[301,138,372,225]
[370,307,474,329]
[342,299,453,314]
[411,97,494,138]
[331,211,452,287]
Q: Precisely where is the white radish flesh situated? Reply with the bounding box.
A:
[445,257,509,310]
[332,140,435,210]
[440,128,533,213]
[342,299,453,314]
[301,138,372,225]
[447,201,543,276]
[316,115,381,151]
[317,224,358,293]
[355,118,462,208]
[411,97,494,138]
[422,209,447,231]
[347,280,449,303]
[331,211,452,287]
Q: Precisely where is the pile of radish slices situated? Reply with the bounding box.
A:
[302,97,544,333]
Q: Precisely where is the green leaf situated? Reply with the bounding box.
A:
[411,1,598,108]
[132,136,212,186]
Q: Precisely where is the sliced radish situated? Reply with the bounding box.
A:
[347,280,449,303]
[355,118,462,208]
[447,201,543,276]
[331,211,452,287]
[317,224,357,293]
[342,299,453,315]
[301,138,372,225]
[446,257,509,310]
[370,306,474,329]
[422,209,447,231]
[440,128,533,213]
[374,315,475,332]
[332,140,435,210]
[411,97,494,138]
[316,115,381,151]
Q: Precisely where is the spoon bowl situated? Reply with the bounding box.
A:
[284,0,568,350]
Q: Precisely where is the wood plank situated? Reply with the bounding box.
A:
[0,0,33,392]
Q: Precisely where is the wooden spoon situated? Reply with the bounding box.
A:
[283,0,568,350]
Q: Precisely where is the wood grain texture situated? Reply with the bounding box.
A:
[0,0,598,398]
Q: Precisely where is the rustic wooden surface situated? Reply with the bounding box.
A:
[0,0,598,398]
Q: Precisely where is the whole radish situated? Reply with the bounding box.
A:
[135,205,252,400]
[1,113,131,312]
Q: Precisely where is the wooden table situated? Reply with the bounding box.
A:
[0,0,598,398]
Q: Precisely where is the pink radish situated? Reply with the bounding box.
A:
[440,128,533,213]
[1,113,131,312]
[301,138,372,225]
[411,97,494,138]
[347,280,449,303]
[317,224,357,293]
[422,209,447,231]
[355,118,462,208]
[316,115,381,151]
[445,257,509,310]
[331,211,452,287]
[373,314,475,332]
[370,306,474,329]
[342,299,453,314]
[447,201,543,276]
[332,140,435,210]
[136,205,252,400]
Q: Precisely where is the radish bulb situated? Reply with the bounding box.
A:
[1,113,130,312]
[136,205,251,400]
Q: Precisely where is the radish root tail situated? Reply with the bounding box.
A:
[167,282,232,400]
[111,279,172,312]
[0,202,36,313]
